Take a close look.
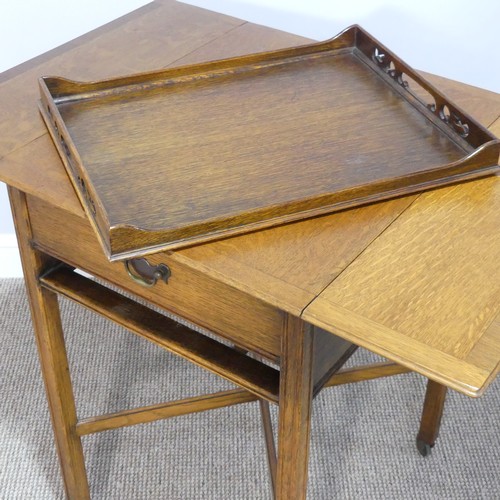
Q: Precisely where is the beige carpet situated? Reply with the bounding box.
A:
[0,278,499,499]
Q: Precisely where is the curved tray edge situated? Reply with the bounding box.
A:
[106,144,500,261]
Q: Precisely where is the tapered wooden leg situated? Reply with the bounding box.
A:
[276,315,315,500]
[416,379,448,457]
[259,399,277,494]
[9,188,89,499]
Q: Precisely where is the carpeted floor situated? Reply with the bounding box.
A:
[0,277,498,499]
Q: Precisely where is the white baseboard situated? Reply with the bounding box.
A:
[0,234,23,278]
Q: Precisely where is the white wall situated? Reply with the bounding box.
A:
[1,0,498,276]
[182,0,500,93]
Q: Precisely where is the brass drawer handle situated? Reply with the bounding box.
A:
[125,258,171,287]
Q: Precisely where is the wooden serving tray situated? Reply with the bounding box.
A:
[39,25,500,261]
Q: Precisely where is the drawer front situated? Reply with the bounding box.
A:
[27,195,283,360]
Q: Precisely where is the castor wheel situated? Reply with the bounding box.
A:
[416,438,433,457]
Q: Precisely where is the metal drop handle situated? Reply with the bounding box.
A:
[125,258,171,287]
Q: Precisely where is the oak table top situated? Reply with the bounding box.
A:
[0,0,499,400]
[36,24,498,259]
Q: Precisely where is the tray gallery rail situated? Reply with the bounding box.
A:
[39,25,500,260]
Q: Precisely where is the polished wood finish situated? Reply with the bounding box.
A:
[77,389,255,436]
[1,1,499,499]
[38,26,498,259]
[276,315,315,500]
[78,360,415,437]
[259,399,278,495]
[304,173,500,397]
[40,266,280,403]
[20,166,417,313]
[27,194,285,359]
[0,1,243,161]
[491,115,500,135]
[177,195,416,301]
[2,23,499,217]
[325,361,411,387]
[418,71,500,130]
[35,261,368,499]
[8,188,89,500]
[0,3,497,316]
[416,380,448,456]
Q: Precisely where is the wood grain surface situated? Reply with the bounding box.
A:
[177,195,416,298]
[0,18,417,306]
[40,266,281,403]
[38,26,498,258]
[27,194,286,360]
[0,1,243,160]
[0,0,498,398]
[303,173,500,396]
[2,4,499,499]
[8,189,90,498]
[490,114,500,137]
[276,315,314,499]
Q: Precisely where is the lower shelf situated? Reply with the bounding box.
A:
[39,265,280,403]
